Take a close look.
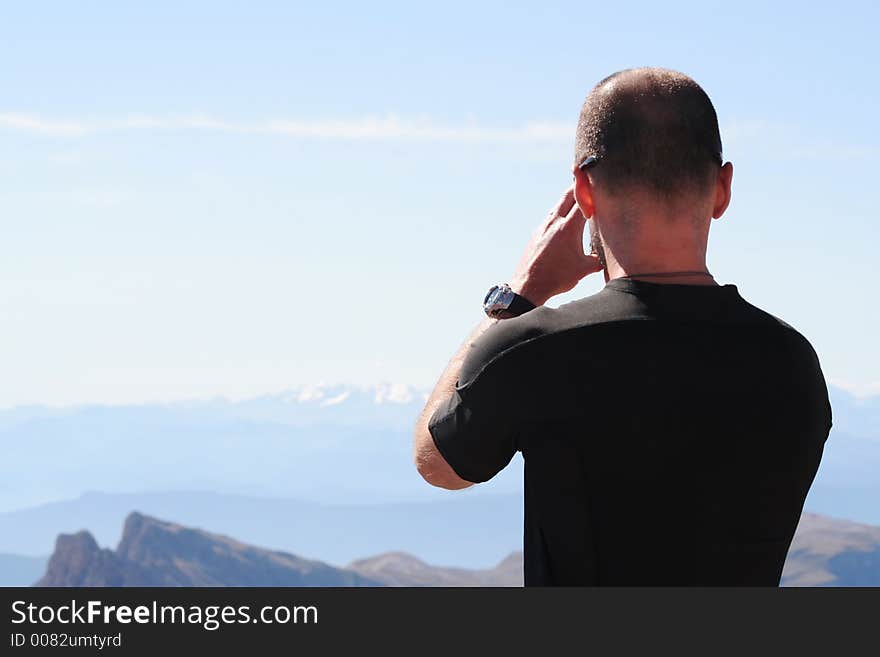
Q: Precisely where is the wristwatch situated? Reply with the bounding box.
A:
[483,283,536,319]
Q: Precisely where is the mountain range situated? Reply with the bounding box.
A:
[36,512,521,587]
[31,510,880,587]
[1,383,876,522]
[0,382,877,585]
[0,383,522,512]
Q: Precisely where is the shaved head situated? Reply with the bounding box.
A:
[575,68,722,196]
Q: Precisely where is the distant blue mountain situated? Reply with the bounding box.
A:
[0,383,875,524]
[826,385,880,438]
[0,384,523,511]
[803,387,880,525]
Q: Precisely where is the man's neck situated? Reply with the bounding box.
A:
[613,272,718,286]
[595,210,716,285]
[604,258,717,286]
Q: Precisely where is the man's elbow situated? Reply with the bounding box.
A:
[420,469,473,490]
[414,453,473,490]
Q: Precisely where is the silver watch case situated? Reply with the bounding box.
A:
[483,283,515,316]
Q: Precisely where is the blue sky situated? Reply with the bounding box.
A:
[0,1,877,406]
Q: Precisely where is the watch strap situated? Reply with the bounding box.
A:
[493,289,536,319]
[507,291,536,316]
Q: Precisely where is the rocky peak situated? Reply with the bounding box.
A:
[37,512,379,587]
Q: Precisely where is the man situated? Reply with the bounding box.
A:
[413,67,832,586]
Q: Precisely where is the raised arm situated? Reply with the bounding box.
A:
[413,186,603,489]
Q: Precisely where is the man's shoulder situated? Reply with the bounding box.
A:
[458,291,617,387]
[734,295,819,352]
[458,285,824,387]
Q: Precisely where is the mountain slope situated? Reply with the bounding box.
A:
[36,512,380,587]
[780,512,880,586]
[348,551,523,587]
[35,512,519,587]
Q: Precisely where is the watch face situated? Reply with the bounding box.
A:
[484,284,514,315]
[485,287,503,305]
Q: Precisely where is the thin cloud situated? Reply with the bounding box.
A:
[0,113,88,137]
[0,112,572,143]
[6,112,871,160]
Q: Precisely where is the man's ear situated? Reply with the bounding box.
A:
[572,165,596,218]
[712,162,734,219]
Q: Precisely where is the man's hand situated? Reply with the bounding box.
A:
[510,186,604,306]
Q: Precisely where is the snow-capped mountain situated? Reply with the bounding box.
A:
[284,382,426,406]
[0,383,522,513]
[166,383,430,431]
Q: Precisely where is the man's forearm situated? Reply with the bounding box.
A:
[413,316,500,489]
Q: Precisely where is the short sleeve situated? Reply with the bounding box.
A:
[426,308,553,483]
[427,375,518,484]
[425,314,546,484]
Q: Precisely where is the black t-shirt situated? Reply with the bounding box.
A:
[428,278,832,586]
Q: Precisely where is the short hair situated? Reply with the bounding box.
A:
[574,68,722,195]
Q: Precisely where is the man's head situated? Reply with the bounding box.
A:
[575,67,723,196]
[572,67,733,278]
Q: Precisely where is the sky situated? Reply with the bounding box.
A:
[0,1,878,407]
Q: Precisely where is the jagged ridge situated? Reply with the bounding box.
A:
[37,512,380,587]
